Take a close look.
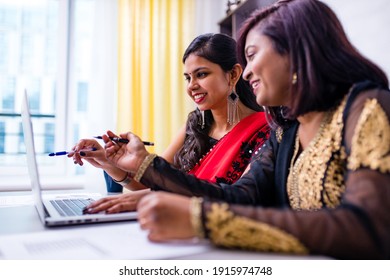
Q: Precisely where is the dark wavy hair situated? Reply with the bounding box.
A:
[173,33,262,171]
[237,0,389,128]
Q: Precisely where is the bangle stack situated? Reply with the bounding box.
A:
[190,197,204,238]
[133,154,157,182]
[113,172,132,187]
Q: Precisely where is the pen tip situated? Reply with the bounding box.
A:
[48,153,54,156]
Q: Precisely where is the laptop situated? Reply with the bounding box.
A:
[21,90,137,226]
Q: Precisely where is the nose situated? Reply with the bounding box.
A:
[243,65,252,81]
[187,77,199,90]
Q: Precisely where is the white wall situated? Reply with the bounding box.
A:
[323,0,390,81]
[195,0,390,80]
[194,0,226,35]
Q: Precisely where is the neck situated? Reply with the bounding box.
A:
[297,111,324,126]
[297,111,326,149]
[209,102,255,139]
[210,107,231,138]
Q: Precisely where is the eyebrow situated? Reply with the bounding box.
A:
[183,66,209,76]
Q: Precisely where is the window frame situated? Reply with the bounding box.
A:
[0,0,117,191]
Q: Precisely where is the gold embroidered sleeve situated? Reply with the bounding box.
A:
[348,99,390,173]
[205,203,308,254]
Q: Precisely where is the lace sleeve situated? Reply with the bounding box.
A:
[140,132,278,205]
[344,89,390,172]
[201,88,390,259]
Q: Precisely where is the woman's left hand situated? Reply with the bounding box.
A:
[84,189,151,214]
[137,192,195,241]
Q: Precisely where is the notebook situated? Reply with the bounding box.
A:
[21,90,137,226]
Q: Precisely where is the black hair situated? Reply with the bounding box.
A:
[237,0,388,128]
[174,33,262,171]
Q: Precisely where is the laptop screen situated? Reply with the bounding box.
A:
[21,90,47,223]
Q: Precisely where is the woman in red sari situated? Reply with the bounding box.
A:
[76,33,269,213]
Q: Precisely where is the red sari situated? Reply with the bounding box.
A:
[188,112,269,184]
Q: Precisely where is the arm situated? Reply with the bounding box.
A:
[161,124,186,164]
[200,89,390,259]
[104,124,186,191]
[94,125,187,210]
[137,89,390,259]
[70,136,146,191]
[102,122,278,204]
[140,133,277,204]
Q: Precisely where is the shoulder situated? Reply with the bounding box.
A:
[343,83,390,173]
[349,83,389,108]
[161,124,186,162]
[346,81,390,116]
[253,111,267,122]
[273,121,298,144]
[344,83,390,138]
[243,112,269,132]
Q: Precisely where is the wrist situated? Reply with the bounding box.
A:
[190,196,205,238]
[105,165,126,180]
[133,154,157,182]
[112,171,132,187]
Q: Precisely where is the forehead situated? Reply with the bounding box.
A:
[183,54,219,73]
[245,30,272,51]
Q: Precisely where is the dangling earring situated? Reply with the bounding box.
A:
[227,90,239,125]
[198,109,205,129]
[292,72,297,85]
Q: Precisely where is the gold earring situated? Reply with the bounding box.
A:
[292,73,297,85]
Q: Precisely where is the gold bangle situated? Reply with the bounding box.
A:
[190,197,204,238]
[133,154,157,182]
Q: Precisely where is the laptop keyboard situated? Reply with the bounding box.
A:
[50,198,94,216]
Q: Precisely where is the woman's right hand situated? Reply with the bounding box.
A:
[84,189,151,214]
[137,192,195,241]
[103,130,149,174]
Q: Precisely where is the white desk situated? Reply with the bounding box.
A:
[0,191,327,260]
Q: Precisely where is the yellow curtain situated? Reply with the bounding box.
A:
[117,0,195,154]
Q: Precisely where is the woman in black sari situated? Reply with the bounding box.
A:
[101,0,390,259]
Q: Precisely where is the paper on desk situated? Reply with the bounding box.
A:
[0,222,211,260]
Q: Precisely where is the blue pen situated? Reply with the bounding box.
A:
[48,147,97,157]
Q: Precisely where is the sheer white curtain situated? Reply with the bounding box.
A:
[81,0,118,190]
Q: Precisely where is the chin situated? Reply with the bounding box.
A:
[256,97,267,107]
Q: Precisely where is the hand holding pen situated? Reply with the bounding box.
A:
[66,138,105,167]
[48,147,97,157]
[94,136,154,146]
[49,131,154,171]
[49,134,153,157]
[103,130,150,173]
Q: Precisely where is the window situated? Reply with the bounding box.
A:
[0,0,117,190]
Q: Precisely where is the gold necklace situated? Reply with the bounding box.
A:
[287,111,332,210]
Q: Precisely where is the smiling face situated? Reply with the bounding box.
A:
[242,30,291,107]
[184,54,232,112]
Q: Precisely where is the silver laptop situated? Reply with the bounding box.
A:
[21,90,137,226]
